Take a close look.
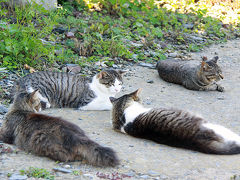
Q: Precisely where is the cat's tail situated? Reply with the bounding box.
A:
[199,123,240,155]
[74,137,119,167]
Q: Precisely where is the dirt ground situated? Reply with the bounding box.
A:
[1,39,240,180]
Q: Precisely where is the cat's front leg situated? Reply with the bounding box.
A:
[202,83,224,92]
[216,84,224,92]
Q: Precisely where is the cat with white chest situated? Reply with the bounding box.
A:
[12,70,125,110]
[110,89,240,154]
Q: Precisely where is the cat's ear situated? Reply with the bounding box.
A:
[109,97,116,103]
[211,56,219,63]
[201,56,208,61]
[131,88,142,100]
[200,61,210,71]
[97,71,108,79]
[117,70,128,75]
[29,89,39,101]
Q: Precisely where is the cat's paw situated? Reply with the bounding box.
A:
[217,85,224,92]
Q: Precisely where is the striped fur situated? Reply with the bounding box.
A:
[156,56,224,92]
[13,70,125,110]
[0,91,119,167]
[110,89,240,154]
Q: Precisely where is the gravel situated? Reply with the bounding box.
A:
[0,39,240,179]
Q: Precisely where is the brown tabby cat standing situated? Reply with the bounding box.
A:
[156,56,224,92]
[0,90,119,167]
[110,89,240,154]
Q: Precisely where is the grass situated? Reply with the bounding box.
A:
[0,0,240,71]
[19,167,55,180]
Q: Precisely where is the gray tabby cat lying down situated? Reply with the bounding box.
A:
[13,70,125,110]
[156,56,224,92]
[110,89,240,154]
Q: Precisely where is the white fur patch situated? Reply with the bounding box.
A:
[79,75,120,110]
[203,123,240,145]
[109,79,122,94]
[27,86,51,109]
[120,102,151,133]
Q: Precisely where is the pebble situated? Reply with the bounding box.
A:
[138,63,155,69]
[52,27,67,34]
[53,167,72,173]
[139,174,150,179]
[83,173,94,179]
[145,100,152,105]
[66,32,75,38]
[9,174,27,180]
[148,170,159,176]
[125,170,136,177]
[132,54,138,60]
[168,52,178,58]
[0,105,8,115]
[147,80,154,84]
[64,164,71,168]
[63,64,81,74]
[217,97,224,100]
[183,23,194,29]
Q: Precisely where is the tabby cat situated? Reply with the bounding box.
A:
[13,70,125,110]
[0,90,119,167]
[110,89,240,154]
[156,56,224,92]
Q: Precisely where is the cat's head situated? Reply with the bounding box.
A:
[12,89,42,112]
[199,56,223,82]
[109,89,141,130]
[95,70,126,95]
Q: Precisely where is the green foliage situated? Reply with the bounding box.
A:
[20,167,54,180]
[0,0,239,71]
[0,1,66,70]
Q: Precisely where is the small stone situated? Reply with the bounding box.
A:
[132,54,138,60]
[145,100,152,105]
[168,52,178,58]
[0,105,8,115]
[148,170,159,176]
[188,35,204,42]
[65,64,81,74]
[125,170,135,177]
[55,49,64,56]
[83,173,94,179]
[138,63,155,69]
[217,97,224,100]
[64,164,71,168]
[112,64,118,68]
[52,27,67,34]
[66,32,75,38]
[183,23,194,29]
[9,174,27,180]
[159,42,168,49]
[53,167,72,173]
[139,174,150,179]
[147,80,154,84]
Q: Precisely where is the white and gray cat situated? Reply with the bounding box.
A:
[110,89,240,154]
[13,70,125,111]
